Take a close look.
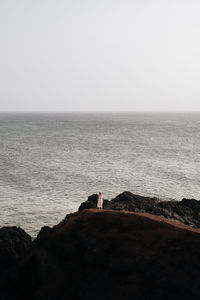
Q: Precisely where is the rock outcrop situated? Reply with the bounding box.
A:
[0,226,32,274]
[1,209,200,299]
[1,192,200,299]
[79,191,200,228]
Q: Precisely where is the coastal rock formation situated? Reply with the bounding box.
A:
[1,192,200,299]
[78,194,110,211]
[79,191,200,228]
[1,209,200,299]
[0,226,32,274]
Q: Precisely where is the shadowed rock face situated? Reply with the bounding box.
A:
[1,209,200,300]
[79,191,200,228]
[79,194,110,211]
[0,226,32,274]
[1,192,200,299]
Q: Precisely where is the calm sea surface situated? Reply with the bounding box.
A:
[0,112,200,236]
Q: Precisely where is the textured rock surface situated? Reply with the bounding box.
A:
[1,191,200,299]
[0,226,32,274]
[79,191,200,228]
[1,209,200,299]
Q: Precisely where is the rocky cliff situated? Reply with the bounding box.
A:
[1,193,200,299]
[79,191,200,228]
[0,226,32,274]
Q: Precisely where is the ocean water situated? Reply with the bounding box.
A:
[0,112,200,236]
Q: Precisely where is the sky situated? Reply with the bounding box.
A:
[0,0,200,112]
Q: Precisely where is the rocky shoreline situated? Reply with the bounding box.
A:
[1,191,200,299]
[80,191,200,228]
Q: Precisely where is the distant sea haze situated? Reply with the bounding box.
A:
[0,112,200,236]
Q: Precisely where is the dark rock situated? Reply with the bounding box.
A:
[79,194,98,211]
[35,226,52,246]
[110,191,160,212]
[1,191,200,299]
[79,191,200,228]
[1,209,200,299]
[79,194,110,211]
[0,226,32,274]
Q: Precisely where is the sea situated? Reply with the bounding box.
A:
[0,112,200,237]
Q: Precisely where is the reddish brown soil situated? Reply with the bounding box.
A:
[89,209,200,233]
[2,209,200,300]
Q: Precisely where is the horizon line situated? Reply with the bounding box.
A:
[1,110,200,114]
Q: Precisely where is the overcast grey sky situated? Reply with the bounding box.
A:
[0,0,200,111]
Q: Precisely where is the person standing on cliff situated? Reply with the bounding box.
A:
[97,192,104,209]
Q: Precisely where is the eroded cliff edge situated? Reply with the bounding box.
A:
[79,191,200,228]
[1,192,200,300]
